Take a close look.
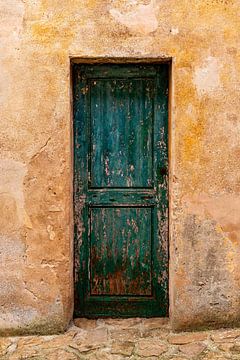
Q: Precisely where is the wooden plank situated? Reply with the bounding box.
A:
[78,64,157,78]
[90,207,152,295]
[88,190,156,205]
[90,78,154,188]
[73,63,169,317]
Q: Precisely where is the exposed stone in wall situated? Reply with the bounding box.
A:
[0,0,239,334]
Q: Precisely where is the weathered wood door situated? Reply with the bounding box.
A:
[73,64,169,317]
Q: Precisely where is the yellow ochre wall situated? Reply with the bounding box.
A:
[0,0,239,334]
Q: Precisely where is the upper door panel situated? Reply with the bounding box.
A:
[90,78,154,188]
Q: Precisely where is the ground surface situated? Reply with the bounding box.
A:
[1,318,240,359]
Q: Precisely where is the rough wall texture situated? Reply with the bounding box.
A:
[0,0,239,334]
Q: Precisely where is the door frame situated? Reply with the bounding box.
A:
[70,58,172,319]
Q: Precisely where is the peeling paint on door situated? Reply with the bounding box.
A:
[73,64,169,317]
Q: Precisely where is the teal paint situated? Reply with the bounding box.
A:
[73,64,169,317]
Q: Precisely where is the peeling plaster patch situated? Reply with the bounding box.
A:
[0,235,25,265]
[194,57,221,95]
[109,0,159,35]
[0,307,39,328]
[0,159,31,232]
[184,193,240,244]
[48,205,63,212]
[170,27,179,35]
[0,1,24,41]
[47,225,56,240]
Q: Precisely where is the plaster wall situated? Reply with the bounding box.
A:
[0,0,239,334]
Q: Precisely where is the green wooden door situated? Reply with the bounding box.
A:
[73,64,169,317]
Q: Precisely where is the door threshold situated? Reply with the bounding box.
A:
[73,317,170,330]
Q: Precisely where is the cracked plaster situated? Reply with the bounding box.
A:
[0,0,239,334]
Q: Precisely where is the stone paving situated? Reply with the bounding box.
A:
[1,318,240,359]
